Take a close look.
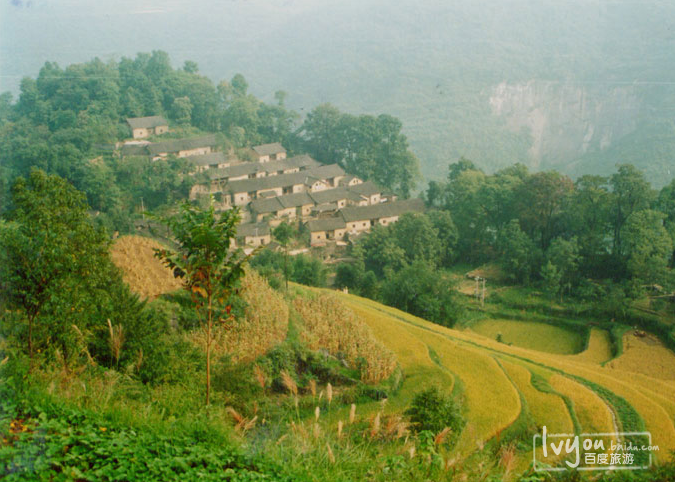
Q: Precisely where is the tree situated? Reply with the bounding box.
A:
[621,209,672,286]
[498,219,539,284]
[154,202,251,405]
[299,105,421,196]
[291,254,327,287]
[427,210,458,266]
[566,175,611,275]
[405,387,465,444]
[610,164,653,257]
[516,171,574,251]
[390,213,441,267]
[381,261,462,327]
[171,96,193,125]
[544,237,580,300]
[0,170,110,362]
[272,221,296,291]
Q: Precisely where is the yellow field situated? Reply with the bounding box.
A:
[469,319,584,354]
[548,374,615,434]
[326,290,675,459]
[111,235,181,298]
[606,332,675,380]
[342,296,521,453]
[569,329,613,364]
[500,360,573,434]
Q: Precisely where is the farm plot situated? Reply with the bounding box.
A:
[569,328,613,364]
[606,332,675,380]
[469,319,584,355]
[111,235,181,298]
[500,360,573,434]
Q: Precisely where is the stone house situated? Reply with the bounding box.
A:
[148,134,218,160]
[252,143,286,163]
[307,218,347,245]
[127,116,169,139]
[340,198,425,234]
[236,222,271,247]
[250,192,314,222]
[186,152,232,172]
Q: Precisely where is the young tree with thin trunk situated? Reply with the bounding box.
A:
[154,201,250,406]
[272,221,295,291]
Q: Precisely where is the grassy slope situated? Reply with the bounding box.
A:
[107,238,675,464]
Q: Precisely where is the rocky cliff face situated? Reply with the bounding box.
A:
[489,81,642,169]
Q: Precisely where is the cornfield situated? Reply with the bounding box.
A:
[193,271,289,363]
[293,294,397,383]
[110,235,182,299]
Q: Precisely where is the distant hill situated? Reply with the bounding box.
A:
[2,0,675,185]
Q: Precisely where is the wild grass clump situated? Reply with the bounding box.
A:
[293,295,397,383]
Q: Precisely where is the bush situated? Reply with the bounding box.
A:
[404,387,465,445]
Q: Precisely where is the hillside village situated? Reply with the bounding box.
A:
[121,115,425,249]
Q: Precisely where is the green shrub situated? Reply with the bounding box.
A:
[404,387,465,445]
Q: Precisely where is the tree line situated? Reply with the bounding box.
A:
[330,159,675,323]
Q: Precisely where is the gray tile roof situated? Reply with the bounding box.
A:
[309,187,349,204]
[127,116,168,129]
[186,152,230,166]
[307,218,346,232]
[209,155,320,181]
[277,192,314,209]
[340,198,424,223]
[148,134,218,155]
[249,197,282,214]
[237,222,270,237]
[312,203,339,213]
[120,144,150,157]
[252,142,286,156]
[250,192,314,215]
[223,164,344,194]
[348,181,381,197]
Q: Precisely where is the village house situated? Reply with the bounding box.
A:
[307,218,348,245]
[340,175,364,187]
[252,142,286,163]
[339,198,425,234]
[148,134,218,160]
[186,152,232,172]
[348,181,382,205]
[236,222,271,247]
[308,187,350,209]
[250,192,314,223]
[306,199,424,245]
[219,164,346,207]
[208,155,321,183]
[126,116,169,139]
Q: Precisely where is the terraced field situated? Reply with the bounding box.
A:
[606,332,675,380]
[327,290,675,464]
[469,318,584,354]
